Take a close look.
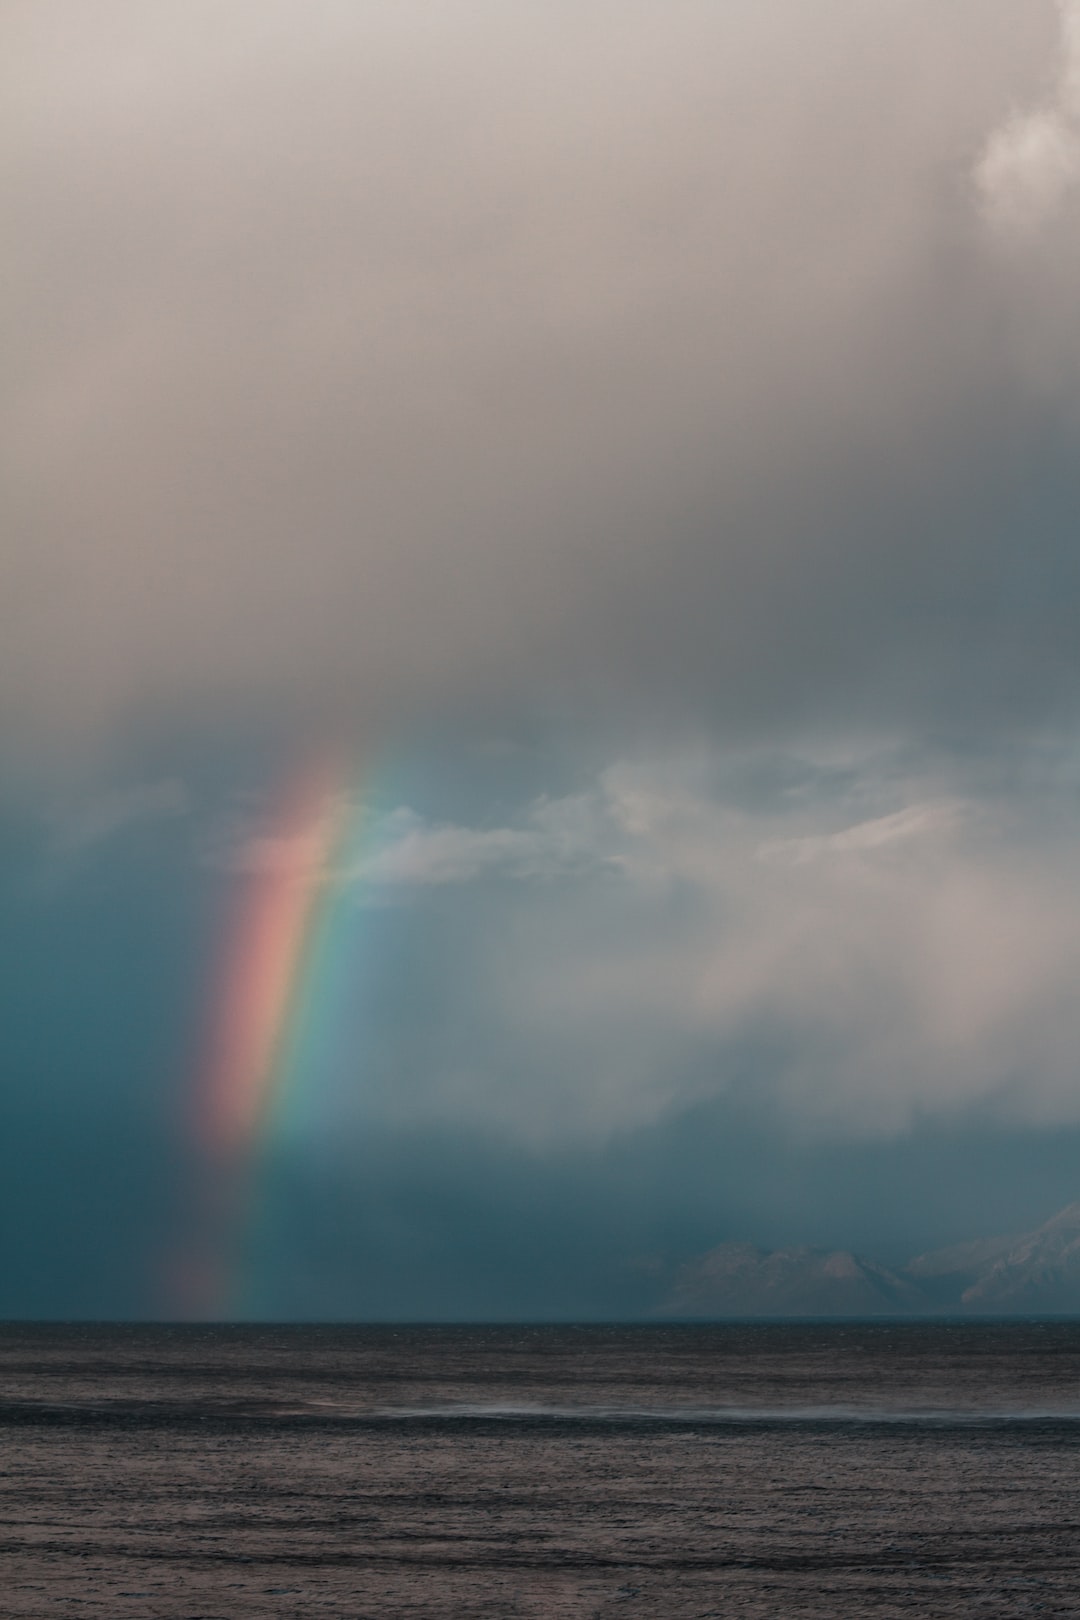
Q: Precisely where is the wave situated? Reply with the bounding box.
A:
[365,1400,1080,1427]
[6,1395,1080,1428]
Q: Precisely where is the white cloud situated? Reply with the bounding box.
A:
[976,0,1080,233]
[757,801,969,865]
[352,795,609,889]
[355,750,1080,1143]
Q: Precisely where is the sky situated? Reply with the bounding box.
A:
[5,1,1080,1317]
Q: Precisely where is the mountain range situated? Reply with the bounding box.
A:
[658,1202,1080,1317]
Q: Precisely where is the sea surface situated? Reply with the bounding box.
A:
[2,1321,1080,1617]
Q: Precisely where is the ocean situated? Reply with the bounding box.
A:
[2,1321,1079,1617]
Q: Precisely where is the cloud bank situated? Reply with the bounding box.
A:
[5,1,1080,752]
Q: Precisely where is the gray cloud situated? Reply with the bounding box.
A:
[5,1,1080,753]
[316,746,1080,1145]
[46,777,188,857]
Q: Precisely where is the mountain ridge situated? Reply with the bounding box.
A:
[658,1202,1080,1317]
[909,1201,1080,1314]
[661,1241,924,1317]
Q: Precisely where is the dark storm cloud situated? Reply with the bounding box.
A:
[9,730,1080,1318]
[6,1,1080,749]
[10,4,1080,1320]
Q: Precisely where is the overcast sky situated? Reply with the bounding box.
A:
[5,2,1080,1317]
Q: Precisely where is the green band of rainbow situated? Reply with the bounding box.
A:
[178,752,363,1316]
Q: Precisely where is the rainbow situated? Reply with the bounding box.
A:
[176,752,363,1317]
[196,755,348,1159]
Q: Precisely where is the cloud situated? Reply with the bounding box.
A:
[347,748,1080,1144]
[10,7,1080,1159]
[976,1,1080,233]
[354,797,605,889]
[46,777,188,857]
[757,801,969,865]
[4,1,1080,753]
[203,786,606,887]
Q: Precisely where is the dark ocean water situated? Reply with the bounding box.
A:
[2,1321,1080,1617]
